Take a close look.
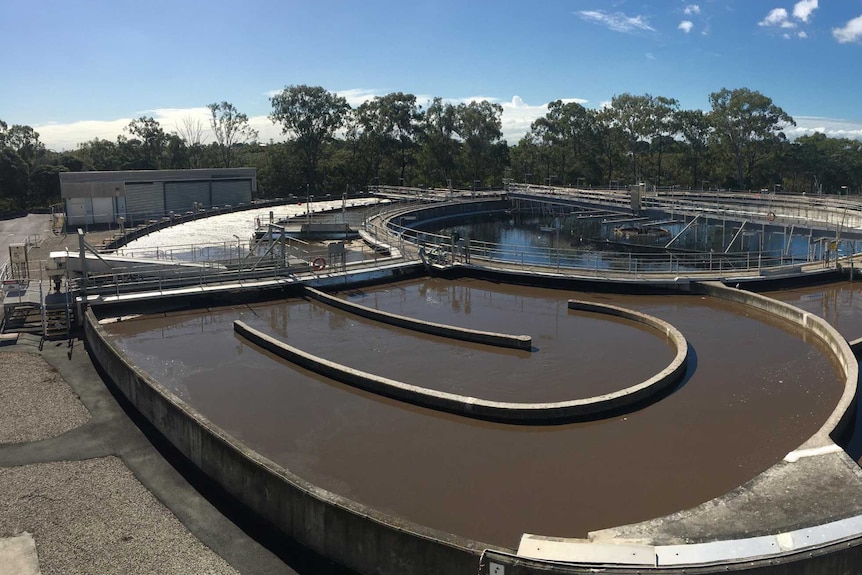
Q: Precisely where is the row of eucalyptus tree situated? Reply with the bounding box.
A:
[513,88,799,191]
[512,88,861,195]
[264,85,860,196]
[267,86,507,194]
[2,85,861,212]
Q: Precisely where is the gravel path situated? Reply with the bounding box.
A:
[0,352,90,443]
[0,457,238,575]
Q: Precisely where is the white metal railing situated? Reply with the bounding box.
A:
[508,185,862,234]
[377,199,847,278]
[0,259,8,306]
[75,233,413,297]
[70,190,860,294]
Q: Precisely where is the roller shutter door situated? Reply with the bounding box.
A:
[212,179,252,206]
[125,182,165,224]
[165,181,210,213]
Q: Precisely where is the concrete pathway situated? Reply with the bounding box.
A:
[0,533,40,575]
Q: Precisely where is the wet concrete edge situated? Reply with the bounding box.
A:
[303,285,532,350]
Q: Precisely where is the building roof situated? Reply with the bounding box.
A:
[60,168,257,198]
[60,168,256,185]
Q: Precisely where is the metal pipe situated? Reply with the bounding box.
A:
[665,213,701,249]
[725,221,748,254]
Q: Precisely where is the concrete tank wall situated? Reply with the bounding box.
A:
[304,286,532,350]
[479,542,862,575]
[83,309,493,575]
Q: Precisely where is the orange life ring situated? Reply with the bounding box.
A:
[312,257,326,270]
[767,211,776,222]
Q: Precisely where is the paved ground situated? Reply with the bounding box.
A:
[0,213,55,268]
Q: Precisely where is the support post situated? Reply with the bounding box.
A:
[78,229,88,300]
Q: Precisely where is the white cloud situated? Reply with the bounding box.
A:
[833,15,862,44]
[759,8,796,29]
[798,30,808,39]
[32,107,284,151]
[34,119,132,151]
[500,96,548,141]
[447,95,500,105]
[790,116,862,140]
[576,10,655,33]
[335,88,384,108]
[792,0,818,23]
[645,52,656,60]
[679,20,694,33]
[683,5,701,15]
[463,95,589,142]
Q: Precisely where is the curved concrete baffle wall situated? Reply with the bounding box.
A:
[233,298,688,424]
[303,286,532,350]
[483,282,862,574]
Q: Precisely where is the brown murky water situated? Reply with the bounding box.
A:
[767,281,862,342]
[766,280,862,461]
[104,278,844,549]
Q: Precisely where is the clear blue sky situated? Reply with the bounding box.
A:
[3,0,862,149]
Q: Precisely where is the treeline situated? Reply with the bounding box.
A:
[2,85,861,212]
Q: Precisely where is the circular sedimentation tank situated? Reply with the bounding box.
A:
[86,192,862,574]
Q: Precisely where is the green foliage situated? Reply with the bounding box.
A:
[529,100,602,185]
[708,87,795,189]
[353,92,422,187]
[126,116,168,169]
[208,101,258,168]
[417,97,459,188]
[675,109,712,188]
[454,100,504,186]
[0,148,30,209]
[787,134,862,194]
[269,85,350,192]
[28,164,66,208]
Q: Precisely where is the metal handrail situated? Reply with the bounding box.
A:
[378,209,835,277]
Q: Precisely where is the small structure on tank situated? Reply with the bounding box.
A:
[254,219,359,241]
[614,225,671,239]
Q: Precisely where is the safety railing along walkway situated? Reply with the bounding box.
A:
[371,198,842,281]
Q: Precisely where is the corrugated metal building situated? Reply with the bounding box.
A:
[60,168,257,225]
